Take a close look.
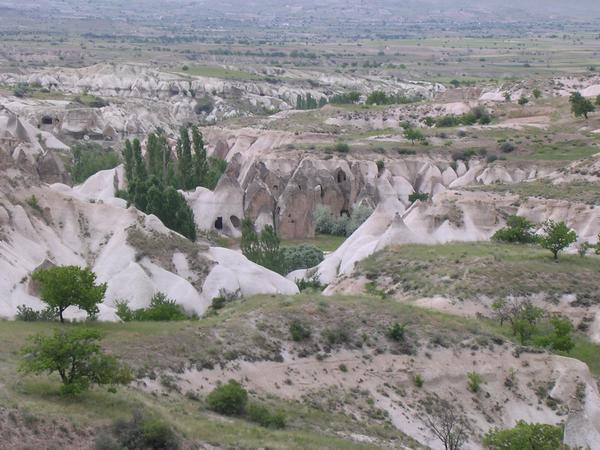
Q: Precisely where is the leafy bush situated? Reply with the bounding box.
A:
[282,244,324,272]
[451,149,477,161]
[68,143,120,184]
[246,403,286,429]
[334,142,350,153]
[296,274,326,292]
[467,371,483,393]
[206,380,248,416]
[108,411,179,450]
[413,373,424,388]
[386,323,406,342]
[500,142,516,153]
[210,289,241,310]
[534,316,575,353]
[115,293,190,322]
[289,320,311,341]
[484,421,565,449]
[322,327,350,345]
[492,215,537,244]
[408,192,429,203]
[15,305,57,321]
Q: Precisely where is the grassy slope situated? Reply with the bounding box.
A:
[471,179,600,205]
[358,242,600,375]
[359,242,600,302]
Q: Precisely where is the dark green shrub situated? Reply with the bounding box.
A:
[289,320,311,341]
[386,323,406,342]
[323,327,350,345]
[334,142,350,153]
[246,403,286,429]
[111,411,179,450]
[15,305,56,321]
[282,244,324,272]
[408,192,429,203]
[500,142,516,153]
[296,274,325,292]
[115,293,190,322]
[68,143,120,184]
[484,421,565,449]
[206,380,248,416]
[135,293,188,321]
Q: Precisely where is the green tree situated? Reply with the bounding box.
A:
[492,215,537,244]
[569,91,595,119]
[366,90,388,105]
[518,96,529,106]
[483,421,565,450]
[123,139,134,183]
[32,266,107,323]
[539,220,577,260]
[20,328,131,394]
[191,125,207,187]
[404,127,424,144]
[511,302,544,345]
[177,127,194,190]
[596,94,600,106]
[532,88,542,99]
[241,219,285,274]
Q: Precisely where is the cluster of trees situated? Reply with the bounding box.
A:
[432,106,492,128]
[328,91,361,105]
[68,142,120,184]
[569,91,595,119]
[492,216,579,260]
[240,219,324,275]
[366,90,418,105]
[492,297,575,350]
[314,204,373,237]
[295,93,327,110]
[123,126,226,241]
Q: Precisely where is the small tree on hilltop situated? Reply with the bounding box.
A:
[20,328,132,395]
[32,266,107,323]
[539,220,577,260]
[569,91,595,119]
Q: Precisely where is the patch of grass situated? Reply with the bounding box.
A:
[176,65,263,80]
[281,234,346,253]
[510,140,599,161]
[471,179,600,205]
[359,242,600,302]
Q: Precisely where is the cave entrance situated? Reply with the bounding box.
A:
[230,215,241,229]
[214,217,223,230]
[337,170,347,183]
[41,116,54,125]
